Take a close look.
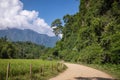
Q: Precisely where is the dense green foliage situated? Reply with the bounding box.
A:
[0,37,48,59]
[13,42,47,59]
[51,0,120,64]
[0,37,17,59]
[0,59,66,80]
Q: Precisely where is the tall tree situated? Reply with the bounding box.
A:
[51,19,63,36]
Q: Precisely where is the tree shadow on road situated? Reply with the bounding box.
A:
[74,77,118,80]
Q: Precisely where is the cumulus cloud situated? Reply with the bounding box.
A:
[0,0,55,36]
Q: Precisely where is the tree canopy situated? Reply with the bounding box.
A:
[51,19,63,36]
[51,0,120,64]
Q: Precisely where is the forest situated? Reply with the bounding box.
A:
[50,0,120,64]
[0,36,48,59]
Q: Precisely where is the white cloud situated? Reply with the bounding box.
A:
[58,34,63,38]
[0,0,55,36]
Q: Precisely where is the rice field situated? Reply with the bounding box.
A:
[0,59,66,80]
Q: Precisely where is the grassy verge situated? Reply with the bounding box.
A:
[80,63,120,80]
[0,59,67,80]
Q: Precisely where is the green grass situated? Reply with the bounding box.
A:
[83,63,120,80]
[0,59,66,80]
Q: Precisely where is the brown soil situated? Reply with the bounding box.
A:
[49,63,115,80]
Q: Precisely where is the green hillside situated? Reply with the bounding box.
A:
[52,0,120,64]
[0,37,48,59]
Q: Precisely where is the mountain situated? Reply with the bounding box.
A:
[0,28,60,47]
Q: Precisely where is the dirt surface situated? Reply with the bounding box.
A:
[49,63,115,80]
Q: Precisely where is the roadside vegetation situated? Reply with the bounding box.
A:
[0,59,66,80]
[49,0,120,79]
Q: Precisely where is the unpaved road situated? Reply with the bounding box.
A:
[50,63,115,80]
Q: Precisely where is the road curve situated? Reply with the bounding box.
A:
[49,63,115,80]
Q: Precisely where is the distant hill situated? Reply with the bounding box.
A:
[0,28,60,47]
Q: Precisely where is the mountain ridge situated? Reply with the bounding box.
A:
[0,28,59,47]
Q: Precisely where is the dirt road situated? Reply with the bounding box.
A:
[49,63,115,80]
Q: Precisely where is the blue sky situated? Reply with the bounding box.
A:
[0,0,79,36]
[20,0,79,25]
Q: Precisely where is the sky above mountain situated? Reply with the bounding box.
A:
[0,0,79,36]
[21,0,79,25]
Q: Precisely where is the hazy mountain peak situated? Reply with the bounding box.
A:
[0,28,60,47]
